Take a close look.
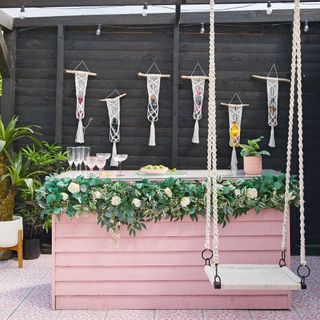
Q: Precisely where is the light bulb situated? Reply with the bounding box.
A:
[266,1,272,15]
[304,20,309,33]
[96,24,101,36]
[142,4,148,17]
[20,6,25,20]
[200,22,205,34]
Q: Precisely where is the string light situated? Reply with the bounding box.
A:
[20,5,25,20]
[304,20,309,33]
[266,1,272,15]
[142,3,148,17]
[200,22,205,34]
[96,24,101,36]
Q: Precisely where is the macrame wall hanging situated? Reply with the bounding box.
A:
[99,91,126,167]
[221,93,249,172]
[252,64,289,148]
[66,61,97,144]
[138,63,170,146]
[181,63,209,144]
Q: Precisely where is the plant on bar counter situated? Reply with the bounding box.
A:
[36,172,300,237]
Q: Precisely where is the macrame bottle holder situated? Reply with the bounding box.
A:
[99,90,126,167]
[182,63,209,144]
[65,61,97,144]
[221,93,248,173]
[138,63,170,146]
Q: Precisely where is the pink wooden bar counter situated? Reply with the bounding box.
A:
[52,170,292,310]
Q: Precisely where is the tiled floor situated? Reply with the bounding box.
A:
[0,255,319,320]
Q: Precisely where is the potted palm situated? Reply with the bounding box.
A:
[240,136,270,175]
[0,116,39,261]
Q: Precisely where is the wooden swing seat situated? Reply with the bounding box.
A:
[204,264,301,290]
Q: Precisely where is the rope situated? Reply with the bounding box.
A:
[204,0,219,264]
[281,0,306,266]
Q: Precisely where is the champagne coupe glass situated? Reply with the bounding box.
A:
[85,156,97,172]
[96,157,106,171]
[113,154,128,177]
[96,153,111,161]
[82,147,91,171]
[74,147,82,171]
[66,147,75,170]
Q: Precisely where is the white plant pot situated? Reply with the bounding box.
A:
[0,216,23,248]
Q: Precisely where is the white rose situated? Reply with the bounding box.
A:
[61,192,69,201]
[247,188,258,199]
[111,195,121,206]
[180,196,191,207]
[93,191,102,200]
[132,198,141,208]
[68,182,80,194]
[234,189,241,197]
[164,187,172,198]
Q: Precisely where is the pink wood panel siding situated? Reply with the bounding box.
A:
[52,209,292,310]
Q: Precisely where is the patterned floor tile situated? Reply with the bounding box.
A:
[204,310,251,320]
[57,310,107,320]
[0,311,12,320]
[250,310,300,320]
[9,309,60,320]
[106,310,154,320]
[155,310,202,320]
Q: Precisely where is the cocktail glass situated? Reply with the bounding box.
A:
[113,154,128,176]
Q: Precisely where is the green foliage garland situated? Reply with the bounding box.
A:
[36,172,299,236]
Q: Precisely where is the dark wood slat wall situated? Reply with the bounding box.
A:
[63,27,173,169]
[15,27,57,142]
[11,22,320,254]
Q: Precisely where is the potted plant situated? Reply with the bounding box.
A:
[240,136,270,175]
[19,141,67,255]
[0,116,39,261]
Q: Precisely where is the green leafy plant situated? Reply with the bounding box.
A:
[240,136,271,157]
[0,116,40,221]
[36,172,299,237]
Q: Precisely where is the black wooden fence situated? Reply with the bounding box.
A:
[1,22,320,254]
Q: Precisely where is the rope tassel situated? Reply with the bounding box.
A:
[269,126,276,148]
[192,120,200,144]
[230,147,238,171]
[110,141,118,167]
[149,121,156,146]
[75,119,84,144]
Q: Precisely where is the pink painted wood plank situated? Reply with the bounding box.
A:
[51,215,56,310]
[55,250,283,267]
[55,220,283,238]
[56,209,283,224]
[55,235,282,252]
[56,294,290,310]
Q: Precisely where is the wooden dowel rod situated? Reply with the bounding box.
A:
[252,75,290,83]
[138,72,171,78]
[65,69,97,76]
[181,75,209,80]
[99,93,127,101]
[220,102,249,107]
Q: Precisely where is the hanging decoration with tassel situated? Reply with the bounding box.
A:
[65,61,97,144]
[252,64,290,148]
[221,93,249,173]
[266,65,279,148]
[138,63,170,146]
[181,63,209,144]
[99,91,126,167]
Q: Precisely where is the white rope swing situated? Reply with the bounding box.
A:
[202,0,310,291]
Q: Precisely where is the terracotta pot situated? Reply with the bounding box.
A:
[243,156,262,175]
